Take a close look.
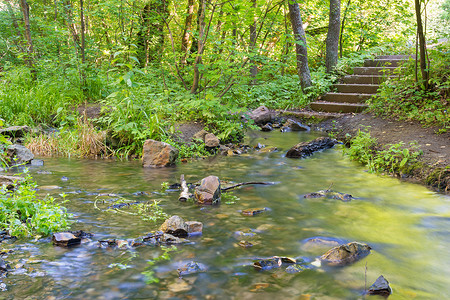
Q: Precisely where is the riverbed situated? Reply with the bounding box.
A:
[1,130,449,299]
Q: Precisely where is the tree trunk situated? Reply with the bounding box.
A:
[80,0,86,64]
[19,0,36,79]
[180,0,195,65]
[339,0,351,58]
[249,0,258,82]
[288,0,311,89]
[415,0,429,90]
[190,0,205,94]
[325,0,340,73]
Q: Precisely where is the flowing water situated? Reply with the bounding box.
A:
[1,131,449,299]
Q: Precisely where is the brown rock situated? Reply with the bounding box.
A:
[159,215,188,238]
[194,176,221,205]
[320,242,371,266]
[142,139,178,168]
[204,133,220,147]
[0,175,25,190]
[242,208,267,216]
[52,232,81,247]
[185,221,203,235]
[280,119,310,132]
[368,275,392,298]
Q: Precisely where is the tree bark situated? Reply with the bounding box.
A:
[288,0,311,89]
[414,0,429,90]
[19,0,36,79]
[80,0,86,64]
[249,0,258,82]
[325,0,340,73]
[190,0,205,94]
[180,0,195,65]
[339,0,351,58]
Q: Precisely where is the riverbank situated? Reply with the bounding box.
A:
[312,112,449,193]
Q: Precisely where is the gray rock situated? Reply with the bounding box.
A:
[159,215,188,238]
[177,261,208,276]
[194,176,221,205]
[142,139,178,168]
[162,233,189,244]
[30,159,44,166]
[368,275,392,298]
[320,242,371,266]
[253,257,282,271]
[280,119,310,132]
[247,106,272,125]
[286,137,337,159]
[0,126,30,138]
[204,133,220,148]
[6,144,34,166]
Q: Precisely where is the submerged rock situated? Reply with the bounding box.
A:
[6,144,34,166]
[162,233,189,244]
[285,264,307,274]
[320,242,371,266]
[177,261,208,276]
[194,176,221,205]
[300,237,344,253]
[280,119,310,132]
[0,258,10,273]
[185,221,203,236]
[286,137,337,159]
[142,139,178,168]
[368,275,392,298]
[261,123,273,132]
[159,215,188,238]
[238,241,253,248]
[304,190,354,202]
[52,232,81,247]
[253,257,282,271]
[241,208,268,216]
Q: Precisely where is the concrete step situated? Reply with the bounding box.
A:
[322,93,372,104]
[310,101,368,113]
[342,75,389,84]
[364,59,403,67]
[334,84,379,94]
[376,55,415,59]
[353,67,398,75]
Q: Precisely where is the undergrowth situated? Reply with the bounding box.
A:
[369,43,450,131]
[0,173,71,237]
[344,130,423,176]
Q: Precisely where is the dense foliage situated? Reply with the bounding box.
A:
[0,0,447,157]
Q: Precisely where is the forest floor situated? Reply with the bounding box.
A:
[312,112,449,193]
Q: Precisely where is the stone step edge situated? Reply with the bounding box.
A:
[324,93,374,97]
[310,101,369,107]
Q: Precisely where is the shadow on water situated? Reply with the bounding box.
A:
[1,130,449,299]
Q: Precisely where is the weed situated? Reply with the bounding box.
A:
[142,245,177,284]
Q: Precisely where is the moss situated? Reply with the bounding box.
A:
[425,167,450,192]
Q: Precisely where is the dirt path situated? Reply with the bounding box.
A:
[313,113,449,193]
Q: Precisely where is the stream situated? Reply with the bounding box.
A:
[1,130,449,299]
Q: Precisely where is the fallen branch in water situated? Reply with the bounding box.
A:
[178,174,192,201]
[221,181,274,192]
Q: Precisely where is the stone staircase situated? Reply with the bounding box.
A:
[310,55,412,113]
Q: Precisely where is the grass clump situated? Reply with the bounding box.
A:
[0,174,71,237]
[344,130,422,176]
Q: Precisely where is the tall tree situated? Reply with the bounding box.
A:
[249,0,258,82]
[414,0,429,90]
[325,0,340,73]
[19,0,36,79]
[180,0,195,65]
[288,0,311,89]
[190,0,206,94]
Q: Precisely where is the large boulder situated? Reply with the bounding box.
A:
[320,242,371,266]
[142,139,178,168]
[0,126,30,138]
[286,137,337,159]
[194,175,221,205]
[247,106,273,125]
[6,144,34,166]
[159,215,188,238]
